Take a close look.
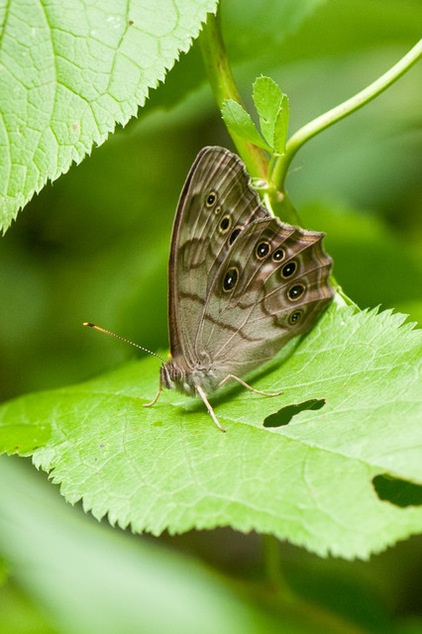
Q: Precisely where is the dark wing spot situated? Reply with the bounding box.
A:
[289,310,303,325]
[229,227,242,245]
[255,241,271,259]
[288,284,305,301]
[272,248,285,262]
[206,191,217,207]
[223,266,239,291]
[281,261,297,278]
[219,215,232,233]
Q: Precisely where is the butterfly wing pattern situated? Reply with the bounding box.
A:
[159,146,333,429]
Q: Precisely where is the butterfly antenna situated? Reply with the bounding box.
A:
[83,322,166,363]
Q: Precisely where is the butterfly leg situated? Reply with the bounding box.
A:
[195,385,226,433]
[218,374,283,397]
[143,381,163,408]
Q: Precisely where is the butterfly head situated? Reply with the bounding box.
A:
[160,359,197,396]
[161,353,221,398]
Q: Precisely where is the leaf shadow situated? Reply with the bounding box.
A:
[181,334,305,415]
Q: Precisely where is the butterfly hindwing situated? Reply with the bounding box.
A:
[196,217,333,380]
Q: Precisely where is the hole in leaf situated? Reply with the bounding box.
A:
[263,399,326,427]
[373,475,422,508]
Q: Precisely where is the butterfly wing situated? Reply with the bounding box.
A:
[168,146,333,383]
[168,146,269,364]
[196,216,333,382]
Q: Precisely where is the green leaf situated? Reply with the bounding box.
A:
[1,304,421,560]
[253,76,289,153]
[221,99,270,150]
[272,104,289,155]
[0,0,218,232]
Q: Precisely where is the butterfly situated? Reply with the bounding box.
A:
[142,146,334,431]
[85,147,333,430]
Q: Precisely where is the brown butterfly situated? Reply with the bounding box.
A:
[86,147,333,431]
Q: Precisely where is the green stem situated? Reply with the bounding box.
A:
[272,38,422,191]
[262,534,289,593]
[199,12,268,179]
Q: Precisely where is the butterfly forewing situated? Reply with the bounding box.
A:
[169,147,268,364]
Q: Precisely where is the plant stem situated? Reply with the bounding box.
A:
[272,38,422,191]
[199,11,269,179]
[262,534,290,594]
[262,535,284,589]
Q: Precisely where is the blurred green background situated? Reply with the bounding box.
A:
[1,1,420,403]
[0,1,421,632]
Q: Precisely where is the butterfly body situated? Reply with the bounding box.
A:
[161,354,220,397]
[150,147,333,429]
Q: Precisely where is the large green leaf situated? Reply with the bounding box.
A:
[0,0,218,231]
[1,303,421,560]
